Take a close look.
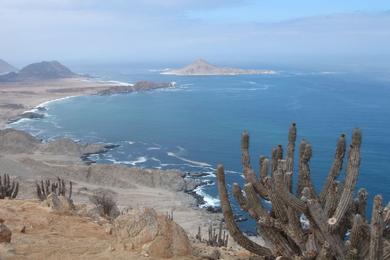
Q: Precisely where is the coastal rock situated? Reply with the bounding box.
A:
[0,219,12,243]
[113,208,192,258]
[183,178,203,192]
[86,165,187,191]
[97,81,174,95]
[41,138,106,157]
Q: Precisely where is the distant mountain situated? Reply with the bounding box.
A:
[162,59,276,76]
[0,61,77,82]
[0,59,17,74]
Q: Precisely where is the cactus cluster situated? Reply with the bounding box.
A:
[36,177,72,201]
[0,174,19,199]
[217,123,390,259]
[196,221,229,247]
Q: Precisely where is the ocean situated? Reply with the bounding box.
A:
[10,64,390,232]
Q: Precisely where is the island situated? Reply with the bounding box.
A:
[162,59,276,76]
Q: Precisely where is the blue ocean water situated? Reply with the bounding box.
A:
[10,65,390,232]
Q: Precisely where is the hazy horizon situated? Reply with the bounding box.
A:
[1,1,390,71]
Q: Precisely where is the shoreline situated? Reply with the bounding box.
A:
[0,77,173,128]
[0,77,225,232]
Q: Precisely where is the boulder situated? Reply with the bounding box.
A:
[113,208,192,258]
[0,219,12,243]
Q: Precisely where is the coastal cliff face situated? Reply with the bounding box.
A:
[163,59,276,76]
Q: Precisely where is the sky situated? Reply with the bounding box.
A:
[1,0,390,67]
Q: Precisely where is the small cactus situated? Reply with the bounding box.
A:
[36,177,72,201]
[0,174,19,199]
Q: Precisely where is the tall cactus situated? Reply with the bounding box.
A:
[0,174,19,199]
[217,123,389,259]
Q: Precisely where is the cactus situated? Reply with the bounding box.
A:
[0,174,19,199]
[217,123,389,259]
[196,221,229,248]
[36,177,72,201]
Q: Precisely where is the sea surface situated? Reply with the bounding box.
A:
[10,64,390,232]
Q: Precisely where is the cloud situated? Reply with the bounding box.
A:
[0,1,389,65]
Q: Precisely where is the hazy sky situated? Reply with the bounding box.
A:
[1,0,390,66]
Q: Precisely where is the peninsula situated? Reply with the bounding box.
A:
[0,60,174,128]
[162,59,276,76]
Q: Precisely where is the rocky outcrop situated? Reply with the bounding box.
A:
[97,81,174,95]
[113,208,192,258]
[0,219,12,243]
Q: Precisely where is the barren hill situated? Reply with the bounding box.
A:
[0,61,77,82]
[0,59,17,74]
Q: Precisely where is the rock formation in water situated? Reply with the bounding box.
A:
[163,59,276,76]
[217,123,390,259]
[97,81,175,95]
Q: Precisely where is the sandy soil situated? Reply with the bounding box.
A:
[0,199,199,260]
[0,78,122,128]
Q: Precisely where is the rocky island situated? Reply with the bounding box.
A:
[162,59,276,76]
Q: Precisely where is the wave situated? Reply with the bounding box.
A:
[147,147,161,150]
[194,185,220,208]
[148,68,171,73]
[36,95,79,110]
[105,156,147,166]
[167,152,211,167]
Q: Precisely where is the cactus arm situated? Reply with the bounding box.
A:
[286,123,297,174]
[232,183,250,211]
[11,182,19,199]
[297,141,317,198]
[259,156,269,179]
[306,199,346,260]
[320,134,346,204]
[329,129,362,230]
[264,176,289,223]
[273,166,307,213]
[368,195,384,260]
[324,181,341,217]
[217,165,273,256]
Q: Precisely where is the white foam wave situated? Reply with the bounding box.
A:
[147,147,161,151]
[127,141,135,145]
[167,152,211,167]
[149,68,171,72]
[36,95,78,110]
[194,186,220,208]
[128,156,147,165]
[106,156,147,166]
